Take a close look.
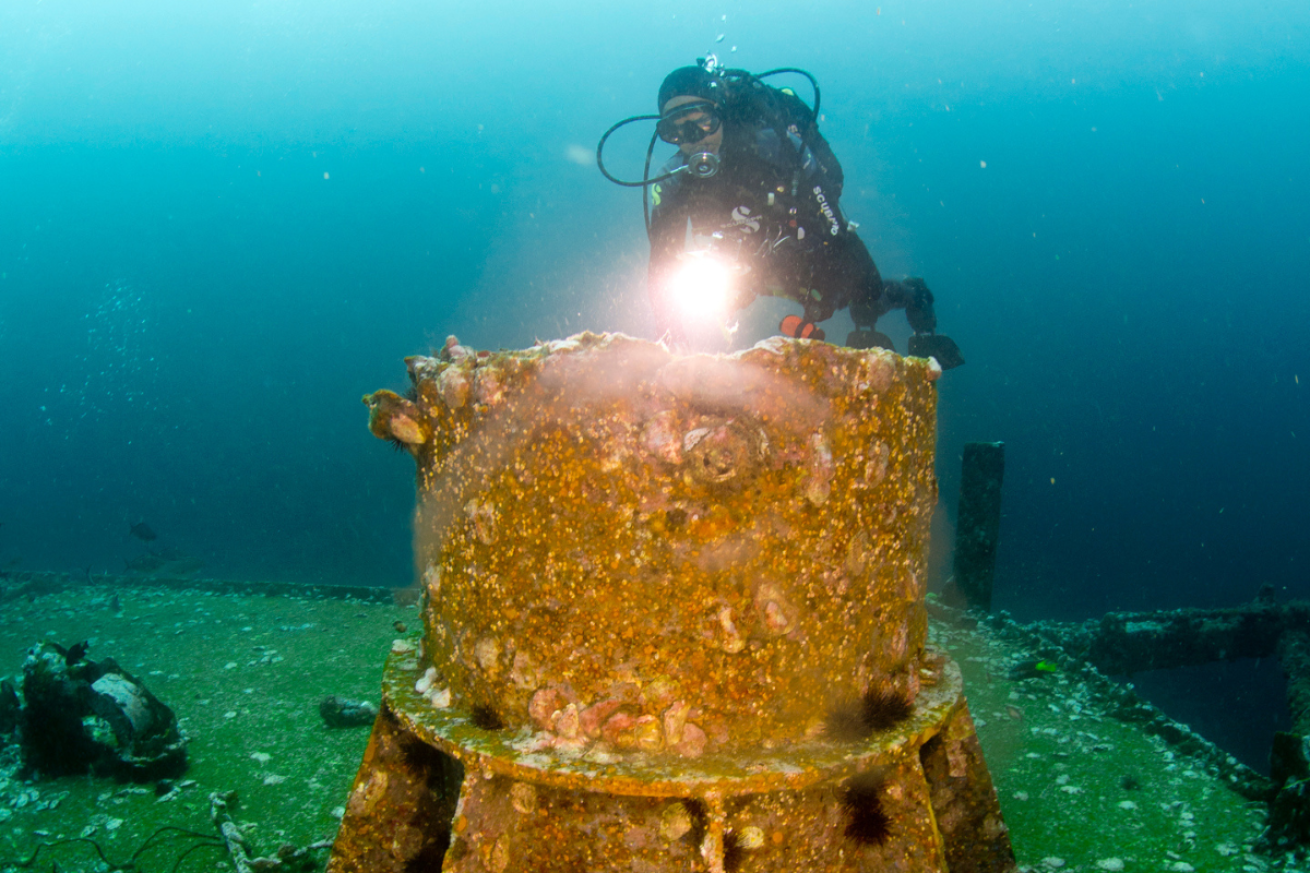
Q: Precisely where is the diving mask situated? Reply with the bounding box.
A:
[656,101,723,146]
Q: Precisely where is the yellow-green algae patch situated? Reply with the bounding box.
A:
[0,580,1268,870]
[0,582,410,868]
[933,614,1268,872]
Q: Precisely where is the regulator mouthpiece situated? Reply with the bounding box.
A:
[685,151,721,179]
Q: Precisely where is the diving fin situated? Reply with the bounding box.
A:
[908,334,965,370]
[780,315,826,341]
[846,329,896,352]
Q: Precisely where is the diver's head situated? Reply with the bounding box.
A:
[657,67,725,156]
[659,97,723,156]
[658,66,722,114]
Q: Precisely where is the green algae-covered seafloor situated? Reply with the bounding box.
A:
[0,579,1273,872]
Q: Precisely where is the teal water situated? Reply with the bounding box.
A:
[1,0,1309,786]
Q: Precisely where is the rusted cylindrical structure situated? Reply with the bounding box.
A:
[331,333,1014,872]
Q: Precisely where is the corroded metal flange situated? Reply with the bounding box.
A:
[384,644,965,798]
[328,646,1014,873]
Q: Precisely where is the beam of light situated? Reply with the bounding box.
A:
[670,252,734,324]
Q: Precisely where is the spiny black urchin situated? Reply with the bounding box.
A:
[826,685,913,740]
[842,772,892,846]
[861,685,913,732]
[825,697,870,742]
[723,830,744,873]
[470,703,505,731]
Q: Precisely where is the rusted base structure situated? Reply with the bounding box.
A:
[332,648,1010,872]
[331,333,1015,871]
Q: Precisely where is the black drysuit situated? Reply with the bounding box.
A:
[646,89,935,343]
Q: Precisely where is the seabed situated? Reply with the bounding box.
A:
[0,573,1286,872]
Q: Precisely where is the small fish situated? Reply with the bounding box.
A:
[48,640,89,663]
[129,522,158,541]
[1008,658,1060,680]
[66,640,90,664]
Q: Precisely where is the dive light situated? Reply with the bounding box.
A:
[669,250,736,322]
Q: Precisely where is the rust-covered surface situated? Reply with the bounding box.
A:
[380,640,964,797]
[377,332,940,754]
[333,332,1014,872]
[437,752,948,873]
[329,651,1006,872]
[920,705,1015,873]
[328,705,463,873]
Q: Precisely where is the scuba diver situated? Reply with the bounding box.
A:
[597,57,963,368]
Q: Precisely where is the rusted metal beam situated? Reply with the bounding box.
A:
[951,441,1005,613]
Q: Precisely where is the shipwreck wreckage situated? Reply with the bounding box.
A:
[331,333,1017,872]
[1,336,1307,865]
[2,331,1306,866]
[993,589,1310,851]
